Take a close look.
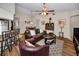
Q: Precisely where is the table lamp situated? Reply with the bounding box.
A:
[59,19,65,37]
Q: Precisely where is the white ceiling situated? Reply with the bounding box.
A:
[16,3,79,12]
[0,3,15,14]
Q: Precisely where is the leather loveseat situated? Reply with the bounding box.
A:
[19,40,49,56]
[24,28,44,44]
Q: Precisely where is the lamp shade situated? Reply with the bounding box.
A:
[59,19,65,28]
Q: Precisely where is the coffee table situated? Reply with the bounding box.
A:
[44,33,56,45]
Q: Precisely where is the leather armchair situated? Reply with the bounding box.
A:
[19,41,49,56]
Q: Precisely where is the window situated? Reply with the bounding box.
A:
[0,20,9,35]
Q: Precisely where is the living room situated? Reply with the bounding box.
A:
[0,2,79,56]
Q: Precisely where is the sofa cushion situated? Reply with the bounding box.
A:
[30,30,36,36]
[40,29,43,33]
[25,40,35,47]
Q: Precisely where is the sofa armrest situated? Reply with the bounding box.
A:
[21,44,49,51]
[19,42,49,56]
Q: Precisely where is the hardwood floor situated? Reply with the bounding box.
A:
[60,37,76,56]
[0,36,77,56]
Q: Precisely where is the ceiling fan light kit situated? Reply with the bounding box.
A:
[35,3,55,16]
[41,3,48,15]
[41,3,54,15]
[41,11,48,15]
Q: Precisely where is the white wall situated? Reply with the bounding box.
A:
[70,15,79,38]
[31,10,79,41]
[69,10,79,40]
[15,5,31,33]
[32,12,71,39]
[15,4,79,41]
[0,8,14,20]
[0,3,15,20]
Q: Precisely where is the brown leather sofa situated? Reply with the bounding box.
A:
[19,28,49,56]
[19,40,49,56]
[26,33,44,44]
[24,28,44,44]
[24,28,41,39]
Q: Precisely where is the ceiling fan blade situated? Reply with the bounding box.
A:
[48,10,54,12]
[35,10,41,12]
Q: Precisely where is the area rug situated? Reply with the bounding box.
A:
[37,39,64,56]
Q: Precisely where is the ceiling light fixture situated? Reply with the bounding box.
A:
[35,3,55,15]
[41,3,48,15]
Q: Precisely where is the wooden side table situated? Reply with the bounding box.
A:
[44,33,56,45]
[59,32,64,38]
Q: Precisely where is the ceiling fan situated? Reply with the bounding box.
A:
[35,3,55,15]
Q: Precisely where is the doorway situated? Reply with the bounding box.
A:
[70,15,79,38]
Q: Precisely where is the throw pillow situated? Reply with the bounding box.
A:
[25,40,35,47]
[30,30,36,36]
